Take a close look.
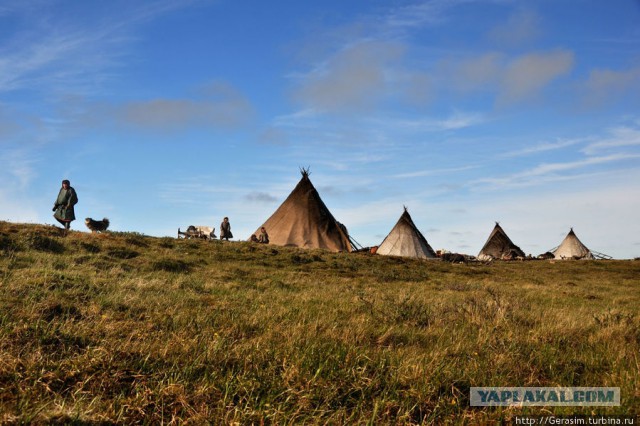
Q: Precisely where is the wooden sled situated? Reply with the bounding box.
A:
[178,225,216,240]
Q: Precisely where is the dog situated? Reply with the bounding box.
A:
[85,217,110,233]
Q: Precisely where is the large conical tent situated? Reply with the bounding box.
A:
[477,223,525,260]
[376,207,437,259]
[251,169,352,252]
[552,228,610,260]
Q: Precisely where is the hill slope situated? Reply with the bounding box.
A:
[1,221,638,423]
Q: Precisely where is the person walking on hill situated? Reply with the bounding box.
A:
[220,217,233,241]
[53,179,78,232]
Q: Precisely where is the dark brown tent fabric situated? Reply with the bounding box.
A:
[250,171,352,252]
[376,208,437,259]
[477,223,525,260]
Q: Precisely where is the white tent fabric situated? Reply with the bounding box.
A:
[376,208,437,259]
[553,228,595,260]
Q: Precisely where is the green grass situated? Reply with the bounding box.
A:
[1,221,638,424]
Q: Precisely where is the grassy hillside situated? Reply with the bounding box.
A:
[1,221,638,424]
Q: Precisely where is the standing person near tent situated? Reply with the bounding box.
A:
[220,217,233,241]
[52,179,78,232]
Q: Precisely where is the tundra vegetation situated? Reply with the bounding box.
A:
[0,221,638,424]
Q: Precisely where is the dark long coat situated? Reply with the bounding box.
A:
[53,186,78,222]
[220,219,232,239]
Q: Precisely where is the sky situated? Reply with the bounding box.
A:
[1,0,640,259]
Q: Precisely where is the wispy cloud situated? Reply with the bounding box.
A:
[499,138,585,158]
[475,154,640,189]
[383,0,459,31]
[582,124,640,155]
[369,110,486,132]
[0,30,102,93]
[158,180,245,205]
[0,0,203,95]
[0,146,40,189]
[272,109,321,128]
[244,192,279,203]
[431,111,487,130]
[522,154,638,176]
[392,165,479,179]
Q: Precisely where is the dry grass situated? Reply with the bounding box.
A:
[0,221,639,424]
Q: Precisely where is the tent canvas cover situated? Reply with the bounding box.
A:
[477,223,525,260]
[552,228,596,260]
[251,170,352,252]
[376,207,437,259]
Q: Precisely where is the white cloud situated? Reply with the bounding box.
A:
[435,111,487,130]
[0,145,42,224]
[384,0,453,30]
[392,165,479,179]
[583,125,640,155]
[451,52,504,93]
[244,192,279,203]
[54,81,254,133]
[158,180,244,205]
[292,41,406,111]
[580,66,640,108]
[0,0,203,95]
[119,91,253,131]
[498,49,574,104]
[488,9,541,47]
[524,154,637,176]
[272,109,321,128]
[369,110,486,132]
[474,154,640,190]
[499,138,585,158]
[0,146,40,189]
[438,49,576,106]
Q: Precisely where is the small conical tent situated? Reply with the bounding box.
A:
[477,222,525,260]
[250,169,352,252]
[376,207,437,259]
[552,228,598,260]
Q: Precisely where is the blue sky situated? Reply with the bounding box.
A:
[1,0,639,258]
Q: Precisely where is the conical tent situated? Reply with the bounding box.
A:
[376,207,437,259]
[250,170,352,252]
[552,228,595,260]
[477,223,525,260]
